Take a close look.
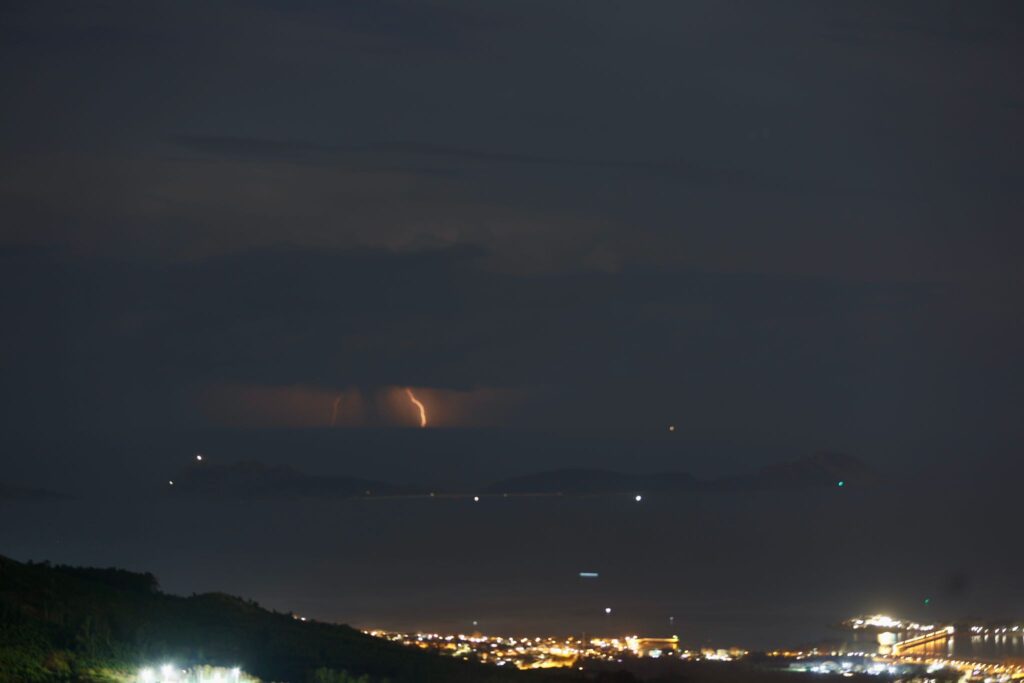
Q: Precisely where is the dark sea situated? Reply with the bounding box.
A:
[848,631,1024,664]
[2,429,1022,652]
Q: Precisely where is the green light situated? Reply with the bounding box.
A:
[924,598,931,605]
[837,480,845,487]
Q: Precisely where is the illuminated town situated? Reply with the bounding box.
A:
[364,614,1024,681]
[362,629,739,670]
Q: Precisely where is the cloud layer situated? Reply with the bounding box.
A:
[2,244,1019,453]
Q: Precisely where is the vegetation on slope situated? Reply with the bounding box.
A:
[0,555,558,683]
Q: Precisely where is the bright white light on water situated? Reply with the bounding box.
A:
[473,496,480,502]
[195,454,203,461]
[579,572,599,578]
[605,607,612,615]
[634,494,642,502]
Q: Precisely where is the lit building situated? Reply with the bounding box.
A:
[626,636,680,657]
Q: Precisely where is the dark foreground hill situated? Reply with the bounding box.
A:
[0,556,559,683]
[0,557,911,683]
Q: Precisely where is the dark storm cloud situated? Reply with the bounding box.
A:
[2,1,1024,640]
[170,134,758,190]
[2,244,1019,448]
[170,129,1018,201]
[0,481,67,502]
[0,0,1022,448]
[3,0,1022,282]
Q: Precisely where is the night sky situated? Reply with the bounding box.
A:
[1,1,1022,647]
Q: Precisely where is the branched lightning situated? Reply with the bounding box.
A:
[405,388,427,428]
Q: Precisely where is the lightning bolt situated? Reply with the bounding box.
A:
[330,394,342,426]
[405,388,427,428]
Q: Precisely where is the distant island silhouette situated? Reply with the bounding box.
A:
[161,451,877,500]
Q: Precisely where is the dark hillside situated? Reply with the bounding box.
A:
[0,556,564,683]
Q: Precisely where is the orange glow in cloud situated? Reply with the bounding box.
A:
[201,382,520,428]
[330,394,342,426]
[405,387,427,427]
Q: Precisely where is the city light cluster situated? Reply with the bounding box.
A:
[845,614,935,631]
[788,658,907,677]
[837,613,1024,681]
[968,624,1023,635]
[891,653,1024,681]
[363,630,734,670]
[365,614,1024,678]
[774,648,1024,681]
